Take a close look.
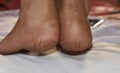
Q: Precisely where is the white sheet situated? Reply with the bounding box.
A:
[0,10,120,73]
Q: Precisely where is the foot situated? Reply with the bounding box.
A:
[59,0,92,55]
[0,0,59,55]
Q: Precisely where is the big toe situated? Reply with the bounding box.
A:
[0,37,22,55]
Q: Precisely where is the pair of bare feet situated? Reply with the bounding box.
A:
[0,0,92,55]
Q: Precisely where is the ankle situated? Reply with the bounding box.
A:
[61,0,89,16]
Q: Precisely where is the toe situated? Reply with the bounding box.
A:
[0,41,21,55]
[0,34,22,55]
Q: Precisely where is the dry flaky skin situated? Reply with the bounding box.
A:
[0,0,59,55]
[59,0,92,55]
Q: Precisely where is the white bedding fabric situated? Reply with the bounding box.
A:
[0,10,120,73]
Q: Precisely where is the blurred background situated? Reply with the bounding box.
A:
[0,0,120,19]
[0,0,19,11]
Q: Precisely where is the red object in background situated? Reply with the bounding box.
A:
[0,0,20,11]
[89,0,120,16]
[106,0,120,6]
